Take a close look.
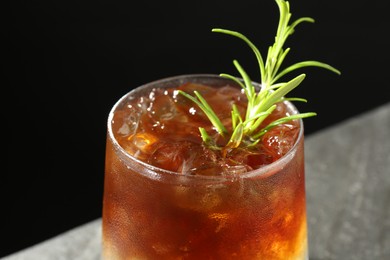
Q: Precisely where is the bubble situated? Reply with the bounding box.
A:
[152,242,173,255]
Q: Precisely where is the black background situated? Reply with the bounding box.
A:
[4,0,389,257]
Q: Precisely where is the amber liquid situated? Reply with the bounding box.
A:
[103,76,308,259]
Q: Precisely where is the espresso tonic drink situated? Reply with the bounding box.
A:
[102,74,308,259]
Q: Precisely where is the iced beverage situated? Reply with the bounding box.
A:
[102,74,308,259]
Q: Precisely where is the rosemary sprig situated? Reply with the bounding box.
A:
[179,0,340,150]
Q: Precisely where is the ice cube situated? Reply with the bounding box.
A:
[123,132,159,160]
[221,164,251,176]
[173,184,224,212]
[149,93,178,122]
[177,82,216,96]
[112,108,141,138]
[148,142,187,172]
[262,124,298,158]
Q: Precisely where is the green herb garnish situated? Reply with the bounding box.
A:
[179,0,340,151]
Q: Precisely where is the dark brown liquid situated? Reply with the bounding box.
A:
[103,81,308,259]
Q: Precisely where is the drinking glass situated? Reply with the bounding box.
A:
[102,74,308,259]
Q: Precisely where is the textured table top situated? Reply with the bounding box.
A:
[3,102,390,260]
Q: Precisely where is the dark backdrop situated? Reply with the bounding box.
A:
[4,0,389,257]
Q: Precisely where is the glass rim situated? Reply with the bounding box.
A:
[107,74,304,183]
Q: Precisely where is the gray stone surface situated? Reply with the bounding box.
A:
[2,102,389,260]
[2,219,102,260]
[305,102,390,260]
